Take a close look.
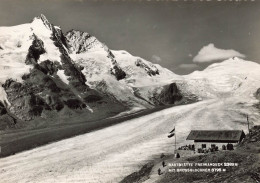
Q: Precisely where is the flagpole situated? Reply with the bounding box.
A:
[247,115,250,134]
[175,126,176,151]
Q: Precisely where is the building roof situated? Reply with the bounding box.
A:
[186,130,245,141]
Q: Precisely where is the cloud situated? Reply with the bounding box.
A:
[151,55,162,63]
[193,43,246,63]
[178,63,198,70]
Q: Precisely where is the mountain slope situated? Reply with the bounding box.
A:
[0,15,185,130]
[0,15,127,129]
[66,30,186,108]
[180,57,260,100]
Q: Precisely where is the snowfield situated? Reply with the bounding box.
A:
[181,57,260,99]
[0,97,259,183]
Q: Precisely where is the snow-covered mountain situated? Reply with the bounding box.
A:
[0,15,186,129]
[0,15,126,127]
[180,57,260,100]
[66,29,187,108]
[0,14,260,130]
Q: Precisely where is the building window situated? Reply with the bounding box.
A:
[202,144,206,148]
[211,144,216,148]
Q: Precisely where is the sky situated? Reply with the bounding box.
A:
[0,0,260,74]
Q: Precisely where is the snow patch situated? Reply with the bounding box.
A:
[31,18,62,64]
[86,105,94,113]
[109,107,145,118]
[0,86,11,107]
[57,70,70,84]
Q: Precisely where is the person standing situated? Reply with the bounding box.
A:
[158,168,161,175]
[162,161,166,167]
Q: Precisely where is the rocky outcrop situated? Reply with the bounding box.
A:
[255,88,260,100]
[109,59,126,80]
[84,95,102,103]
[66,30,104,53]
[0,101,7,115]
[106,48,126,80]
[0,114,17,130]
[135,59,159,76]
[3,78,49,120]
[0,101,18,130]
[66,30,126,81]
[159,83,182,104]
[254,88,260,110]
[110,65,126,80]
[54,26,70,50]
[53,29,88,91]
[64,99,85,109]
[2,62,90,121]
[152,83,182,105]
[38,60,60,75]
[25,34,45,65]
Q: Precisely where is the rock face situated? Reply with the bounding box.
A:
[66,30,103,53]
[0,101,19,130]
[0,102,7,115]
[107,49,126,80]
[38,60,59,75]
[66,30,126,81]
[135,59,159,76]
[255,88,260,100]
[155,83,183,105]
[243,125,260,144]
[45,18,88,91]
[3,76,58,120]
[25,34,46,65]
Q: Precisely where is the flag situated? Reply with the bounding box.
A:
[169,127,175,134]
[168,133,175,138]
[168,126,175,138]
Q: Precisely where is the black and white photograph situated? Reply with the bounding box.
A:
[0,0,259,182]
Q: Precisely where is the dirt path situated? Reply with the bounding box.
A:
[0,98,259,183]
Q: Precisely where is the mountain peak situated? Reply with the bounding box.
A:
[32,14,53,31]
